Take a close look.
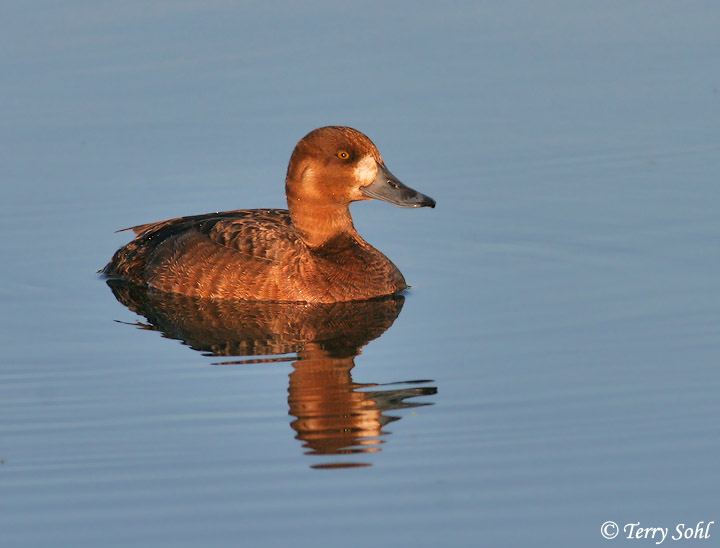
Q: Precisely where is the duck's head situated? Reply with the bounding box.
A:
[285,126,436,210]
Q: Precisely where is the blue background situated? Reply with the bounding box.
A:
[1,2,719,547]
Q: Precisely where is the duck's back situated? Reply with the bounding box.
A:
[103,209,406,302]
[104,209,304,300]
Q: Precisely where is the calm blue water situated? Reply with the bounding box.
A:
[2,3,719,547]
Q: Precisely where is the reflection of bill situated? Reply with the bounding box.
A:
[107,280,437,469]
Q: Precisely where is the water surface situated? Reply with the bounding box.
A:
[1,3,719,547]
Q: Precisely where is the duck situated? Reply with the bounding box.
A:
[103,126,435,303]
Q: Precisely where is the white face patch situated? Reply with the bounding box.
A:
[353,155,378,186]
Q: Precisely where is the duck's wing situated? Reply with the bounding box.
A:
[104,209,301,281]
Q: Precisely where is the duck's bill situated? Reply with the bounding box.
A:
[360,164,436,208]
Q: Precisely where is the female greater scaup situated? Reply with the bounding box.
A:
[103,126,435,302]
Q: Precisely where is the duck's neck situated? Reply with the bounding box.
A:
[289,200,360,248]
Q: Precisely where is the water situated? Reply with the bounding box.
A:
[2,2,719,547]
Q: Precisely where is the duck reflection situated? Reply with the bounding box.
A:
[107,280,436,469]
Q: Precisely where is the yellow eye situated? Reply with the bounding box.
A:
[337,150,350,160]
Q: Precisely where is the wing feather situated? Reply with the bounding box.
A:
[104,209,303,283]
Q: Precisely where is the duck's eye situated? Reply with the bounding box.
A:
[336,150,350,160]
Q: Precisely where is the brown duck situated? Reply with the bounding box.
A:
[103,126,435,302]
